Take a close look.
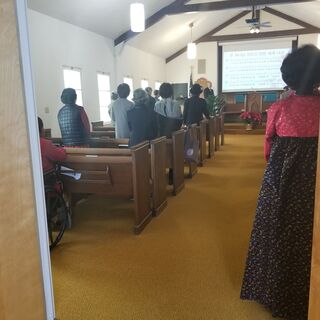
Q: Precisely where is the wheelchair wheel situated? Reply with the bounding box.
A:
[45,187,68,250]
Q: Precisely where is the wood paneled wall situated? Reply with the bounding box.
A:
[309,125,320,319]
[0,1,46,319]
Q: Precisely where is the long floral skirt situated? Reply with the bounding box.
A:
[241,136,318,320]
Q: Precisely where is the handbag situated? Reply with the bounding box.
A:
[184,128,199,164]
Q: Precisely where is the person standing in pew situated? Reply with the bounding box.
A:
[154,82,183,138]
[58,88,90,147]
[111,83,134,139]
[183,83,210,126]
[145,87,156,110]
[127,89,158,147]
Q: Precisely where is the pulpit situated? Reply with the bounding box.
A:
[245,92,263,113]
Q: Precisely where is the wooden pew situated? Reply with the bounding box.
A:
[66,138,168,217]
[91,130,116,139]
[61,143,152,234]
[206,117,215,159]
[214,117,220,151]
[197,119,208,166]
[185,124,198,178]
[89,137,128,148]
[91,121,104,130]
[93,126,115,132]
[166,129,185,195]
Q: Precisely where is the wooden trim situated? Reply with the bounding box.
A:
[308,122,320,320]
[0,0,46,319]
[166,10,250,63]
[263,7,319,29]
[168,0,316,14]
[114,0,191,46]
[203,28,320,42]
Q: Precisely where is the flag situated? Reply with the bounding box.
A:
[189,67,193,90]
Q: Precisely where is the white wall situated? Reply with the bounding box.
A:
[166,34,319,95]
[27,10,166,136]
[115,44,166,90]
[166,42,218,93]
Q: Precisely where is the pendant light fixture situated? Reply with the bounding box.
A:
[187,22,197,60]
[130,3,145,33]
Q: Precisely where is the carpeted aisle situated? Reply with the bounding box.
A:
[51,134,274,320]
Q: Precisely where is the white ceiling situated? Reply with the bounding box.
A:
[27,0,320,59]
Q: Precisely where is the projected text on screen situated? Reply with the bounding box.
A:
[222,48,291,92]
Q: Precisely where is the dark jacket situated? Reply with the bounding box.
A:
[127,105,158,147]
[183,96,210,126]
[157,113,182,138]
[58,104,89,146]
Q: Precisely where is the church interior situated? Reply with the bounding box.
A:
[1,0,320,319]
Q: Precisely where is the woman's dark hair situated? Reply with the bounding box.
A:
[38,117,43,134]
[154,89,159,96]
[190,83,203,96]
[159,82,173,99]
[61,88,77,105]
[117,83,130,99]
[281,45,320,95]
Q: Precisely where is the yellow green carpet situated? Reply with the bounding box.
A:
[51,134,274,320]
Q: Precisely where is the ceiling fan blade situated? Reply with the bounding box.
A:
[261,25,272,28]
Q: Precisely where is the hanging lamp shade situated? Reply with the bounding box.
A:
[130,3,145,32]
[187,42,197,60]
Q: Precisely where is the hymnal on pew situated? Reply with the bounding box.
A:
[60,166,81,180]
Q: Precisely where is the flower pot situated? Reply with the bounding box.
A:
[246,123,253,131]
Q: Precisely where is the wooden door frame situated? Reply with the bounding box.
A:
[16,1,55,319]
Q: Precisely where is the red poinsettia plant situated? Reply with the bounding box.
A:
[240,111,262,124]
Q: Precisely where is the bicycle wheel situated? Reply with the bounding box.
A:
[45,188,68,249]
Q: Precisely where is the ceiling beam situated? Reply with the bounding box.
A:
[166,10,250,63]
[167,0,316,14]
[114,0,191,46]
[263,7,319,29]
[202,27,320,43]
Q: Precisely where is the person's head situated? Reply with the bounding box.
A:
[204,87,213,99]
[281,45,320,95]
[117,83,130,99]
[38,117,44,136]
[145,87,153,96]
[159,82,173,99]
[111,92,119,101]
[133,88,148,106]
[61,88,77,105]
[154,89,159,98]
[190,83,203,97]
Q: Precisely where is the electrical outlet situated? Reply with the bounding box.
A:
[44,107,50,114]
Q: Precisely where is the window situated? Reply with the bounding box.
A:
[141,79,149,90]
[97,73,111,122]
[155,81,161,90]
[123,76,133,100]
[317,34,320,49]
[63,67,83,106]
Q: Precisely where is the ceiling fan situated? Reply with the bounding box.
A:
[245,4,272,33]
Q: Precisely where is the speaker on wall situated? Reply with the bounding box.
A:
[198,59,206,74]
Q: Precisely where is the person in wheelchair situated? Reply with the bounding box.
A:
[38,117,68,249]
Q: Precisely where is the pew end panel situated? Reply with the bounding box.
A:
[61,144,153,234]
[131,143,154,234]
[171,129,185,195]
[207,118,215,159]
[197,120,208,166]
[150,137,168,216]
